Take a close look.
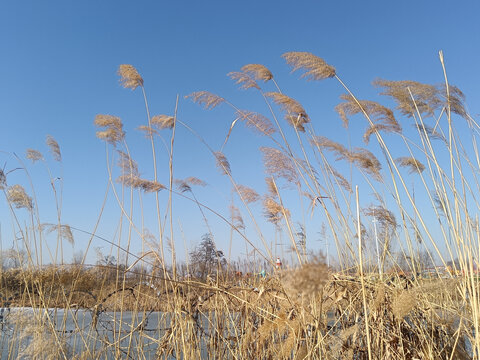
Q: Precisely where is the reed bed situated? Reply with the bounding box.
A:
[0,51,478,359]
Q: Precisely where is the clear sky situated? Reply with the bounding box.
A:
[1,1,479,267]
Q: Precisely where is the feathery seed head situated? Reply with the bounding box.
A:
[0,170,6,189]
[260,147,298,183]
[236,184,260,203]
[241,64,273,81]
[45,224,74,245]
[335,94,399,129]
[236,110,276,136]
[265,92,309,132]
[283,261,329,297]
[230,205,245,230]
[187,91,225,110]
[118,64,143,90]
[117,175,165,193]
[7,184,33,210]
[228,71,260,90]
[282,51,336,80]
[151,115,175,130]
[26,149,44,163]
[363,123,401,144]
[117,150,139,176]
[349,148,383,181]
[311,136,349,161]
[374,79,441,117]
[392,290,417,320]
[137,125,158,138]
[214,152,231,175]
[265,177,278,197]
[94,115,125,145]
[364,205,397,229]
[46,135,61,162]
[395,157,425,174]
[263,196,290,225]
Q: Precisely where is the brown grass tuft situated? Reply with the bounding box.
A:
[94,115,125,145]
[7,184,33,210]
[236,110,276,136]
[260,147,298,183]
[335,94,399,129]
[264,92,309,132]
[263,196,290,225]
[395,157,426,174]
[46,135,61,162]
[241,64,273,81]
[151,114,175,129]
[227,71,260,90]
[236,184,260,203]
[282,51,336,80]
[214,151,231,175]
[282,261,329,297]
[118,64,143,90]
[187,91,225,110]
[392,290,417,320]
[26,149,44,163]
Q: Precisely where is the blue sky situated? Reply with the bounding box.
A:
[0,0,479,267]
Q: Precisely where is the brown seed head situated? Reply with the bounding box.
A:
[46,135,61,162]
[227,71,260,90]
[265,177,278,197]
[117,175,165,193]
[364,205,397,229]
[46,224,74,245]
[26,149,44,163]
[117,151,139,176]
[137,125,158,138]
[392,290,416,320]
[214,152,231,175]
[151,115,175,130]
[282,51,336,80]
[263,196,290,225]
[241,64,273,81]
[349,148,382,181]
[0,170,6,190]
[236,184,260,203]
[236,110,276,136]
[265,92,309,132]
[311,136,349,161]
[94,115,125,145]
[230,205,245,230]
[395,157,425,174]
[260,147,298,184]
[118,64,143,90]
[374,79,441,117]
[363,123,401,145]
[186,91,225,110]
[335,94,399,129]
[7,184,33,210]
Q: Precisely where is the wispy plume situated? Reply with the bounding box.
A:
[311,136,349,161]
[118,64,143,90]
[265,92,309,132]
[151,115,175,130]
[137,125,158,138]
[260,147,298,184]
[227,71,260,90]
[7,184,33,210]
[187,91,225,110]
[236,184,260,203]
[46,135,61,162]
[241,64,273,82]
[236,110,276,136]
[363,124,400,145]
[230,205,245,230]
[0,170,6,190]
[26,149,44,163]
[45,224,74,245]
[349,148,383,181]
[117,150,139,176]
[396,157,425,174]
[214,152,231,175]
[117,175,165,193]
[335,94,400,130]
[282,51,336,80]
[175,177,206,193]
[263,196,290,225]
[94,115,125,146]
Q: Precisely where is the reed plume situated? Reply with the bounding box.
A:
[335,94,400,130]
[264,92,309,132]
[117,150,139,176]
[118,64,144,90]
[236,184,260,203]
[151,114,175,129]
[94,115,125,145]
[363,123,400,144]
[26,149,44,163]
[228,71,260,90]
[46,135,61,162]
[265,177,278,197]
[260,147,298,183]
[348,148,383,181]
[0,169,6,189]
[7,184,33,210]
[364,205,397,229]
[241,64,273,81]
[137,125,158,138]
[214,152,231,175]
[187,91,225,109]
[311,136,349,161]
[282,51,336,80]
[263,196,290,225]
[175,177,206,193]
[230,204,245,230]
[374,79,441,117]
[236,110,276,136]
[395,157,426,174]
[117,175,165,193]
[45,224,74,245]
